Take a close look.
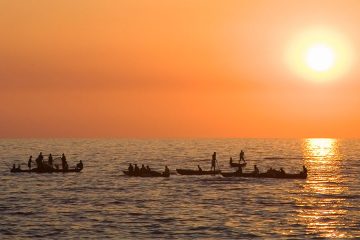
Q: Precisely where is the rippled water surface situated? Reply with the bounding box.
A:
[0,138,359,239]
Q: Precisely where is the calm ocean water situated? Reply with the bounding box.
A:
[0,138,359,239]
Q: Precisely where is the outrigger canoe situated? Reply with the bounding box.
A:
[10,168,82,173]
[221,171,307,179]
[176,169,221,175]
[123,170,170,178]
[229,161,247,168]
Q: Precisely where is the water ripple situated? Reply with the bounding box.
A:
[0,138,359,239]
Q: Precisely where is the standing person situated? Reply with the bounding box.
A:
[61,153,67,170]
[48,154,53,167]
[211,152,217,171]
[27,155,32,170]
[240,150,245,163]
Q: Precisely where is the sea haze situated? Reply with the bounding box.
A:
[0,138,359,239]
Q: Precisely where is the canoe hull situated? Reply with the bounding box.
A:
[176,169,221,175]
[123,170,170,178]
[221,172,307,179]
[10,168,82,173]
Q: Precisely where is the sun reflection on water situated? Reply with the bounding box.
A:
[296,138,349,238]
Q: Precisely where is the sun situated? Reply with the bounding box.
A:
[306,44,335,72]
[286,28,353,82]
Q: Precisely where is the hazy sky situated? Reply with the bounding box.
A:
[1,0,360,138]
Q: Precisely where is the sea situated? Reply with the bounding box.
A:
[0,138,359,239]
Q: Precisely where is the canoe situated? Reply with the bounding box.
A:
[229,162,247,168]
[123,170,170,178]
[10,168,82,173]
[221,171,307,179]
[176,169,221,175]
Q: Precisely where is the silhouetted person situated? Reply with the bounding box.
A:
[211,152,216,171]
[48,154,53,167]
[36,152,44,169]
[140,164,146,174]
[253,165,259,175]
[76,160,83,170]
[229,157,233,165]
[28,156,32,170]
[267,167,277,176]
[302,165,308,174]
[198,165,202,172]
[280,168,285,175]
[134,164,140,175]
[128,164,134,173]
[240,150,245,162]
[61,153,68,170]
[164,165,170,176]
[12,164,16,170]
[146,165,151,173]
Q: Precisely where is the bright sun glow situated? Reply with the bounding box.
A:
[306,44,335,72]
[286,28,353,82]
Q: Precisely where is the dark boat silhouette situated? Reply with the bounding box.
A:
[123,170,170,178]
[10,168,82,173]
[176,169,221,175]
[221,171,307,179]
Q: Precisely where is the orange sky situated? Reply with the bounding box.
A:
[1,0,360,138]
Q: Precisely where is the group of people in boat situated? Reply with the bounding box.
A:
[196,150,308,177]
[127,163,170,176]
[264,165,307,176]
[235,164,259,174]
[16,152,84,171]
[230,150,246,165]
[234,163,307,176]
[196,151,219,172]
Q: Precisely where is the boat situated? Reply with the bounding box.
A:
[229,161,247,168]
[176,169,221,175]
[123,170,170,178]
[10,167,82,173]
[221,171,307,179]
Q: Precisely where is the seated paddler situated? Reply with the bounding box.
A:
[76,160,83,170]
[128,163,134,173]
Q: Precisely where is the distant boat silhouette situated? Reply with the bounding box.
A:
[176,169,220,175]
[10,168,82,173]
[123,170,169,178]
